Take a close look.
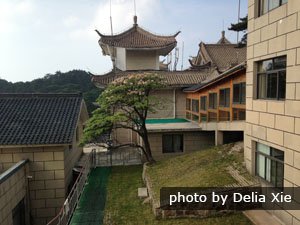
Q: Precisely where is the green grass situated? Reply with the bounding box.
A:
[104,165,253,225]
[146,144,245,201]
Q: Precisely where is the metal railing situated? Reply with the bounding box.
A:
[46,150,96,225]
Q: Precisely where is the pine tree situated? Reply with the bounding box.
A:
[229,15,248,46]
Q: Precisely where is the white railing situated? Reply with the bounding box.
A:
[46,149,96,225]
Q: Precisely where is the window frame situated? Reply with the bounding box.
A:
[258,0,288,17]
[256,56,286,100]
[186,98,191,111]
[208,93,218,109]
[233,82,246,105]
[219,88,230,108]
[200,96,207,111]
[162,134,184,154]
[255,143,284,189]
[191,99,199,113]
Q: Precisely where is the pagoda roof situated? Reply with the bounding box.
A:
[189,31,246,72]
[91,69,215,89]
[95,18,180,56]
[190,42,246,73]
[184,62,246,93]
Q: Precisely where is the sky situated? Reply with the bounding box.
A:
[0,0,247,82]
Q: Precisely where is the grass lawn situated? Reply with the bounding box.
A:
[146,144,248,201]
[103,164,253,225]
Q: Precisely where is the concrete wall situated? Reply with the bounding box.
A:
[116,47,126,71]
[148,131,215,161]
[0,123,85,224]
[0,161,29,225]
[126,50,159,70]
[246,1,300,224]
[0,146,66,225]
[148,89,186,119]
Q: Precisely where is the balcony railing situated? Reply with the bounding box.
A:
[46,150,96,225]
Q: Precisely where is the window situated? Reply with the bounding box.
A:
[191,99,199,112]
[186,112,191,120]
[209,93,217,109]
[233,108,246,121]
[258,0,287,16]
[192,114,199,122]
[256,143,284,189]
[200,96,207,111]
[219,88,230,107]
[257,56,286,100]
[233,82,246,104]
[200,114,207,122]
[186,98,191,110]
[162,134,183,153]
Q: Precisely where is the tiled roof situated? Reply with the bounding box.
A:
[92,70,214,88]
[184,62,246,93]
[204,44,246,72]
[0,93,83,146]
[189,31,246,72]
[96,22,180,56]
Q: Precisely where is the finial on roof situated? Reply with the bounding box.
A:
[217,30,231,44]
[134,15,138,25]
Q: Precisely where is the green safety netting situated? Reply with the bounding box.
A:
[70,167,111,225]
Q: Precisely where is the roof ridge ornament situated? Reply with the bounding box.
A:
[133,15,138,26]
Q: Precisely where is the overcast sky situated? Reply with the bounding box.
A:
[0,0,247,82]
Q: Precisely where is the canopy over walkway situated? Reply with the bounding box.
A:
[70,167,111,225]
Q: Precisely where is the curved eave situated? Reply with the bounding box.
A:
[98,40,177,56]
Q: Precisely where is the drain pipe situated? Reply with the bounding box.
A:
[173,88,176,118]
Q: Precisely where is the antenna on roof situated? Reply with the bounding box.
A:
[133,0,138,25]
[237,0,241,43]
[222,19,224,31]
[134,0,137,16]
[181,42,184,71]
[174,47,179,71]
[110,0,113,35]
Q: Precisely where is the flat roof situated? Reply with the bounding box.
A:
[146,118,188,124]
[146,119,201,132]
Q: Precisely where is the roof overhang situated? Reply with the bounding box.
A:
[184,62,246,93]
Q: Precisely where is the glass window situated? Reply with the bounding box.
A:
[200,96,207,111]
[209,93,217,109]
[192,114,199,122]
[259,0,288,16]
[191,99,199,112]
[162,134,183,153]
[256,143,284,189]
[257,56,286,100]
[200,114,207,122]
[186,99,191,110]
[219,88,230,107]
[233,83,246,104]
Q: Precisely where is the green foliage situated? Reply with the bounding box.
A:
[0,70,101,114]
[82,72,166,144]
[228,15,248,46]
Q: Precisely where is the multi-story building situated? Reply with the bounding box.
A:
[246,0,300,224]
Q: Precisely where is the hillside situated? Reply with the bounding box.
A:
[0,70,101,114]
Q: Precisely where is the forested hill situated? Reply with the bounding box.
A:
[0,70,101,114]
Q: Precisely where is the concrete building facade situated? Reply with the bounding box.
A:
[246,0,300,224]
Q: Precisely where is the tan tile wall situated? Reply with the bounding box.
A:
[148,131,214,161]
[0,162,28,225]
[0,146,65,225]
[247,0,300,224]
